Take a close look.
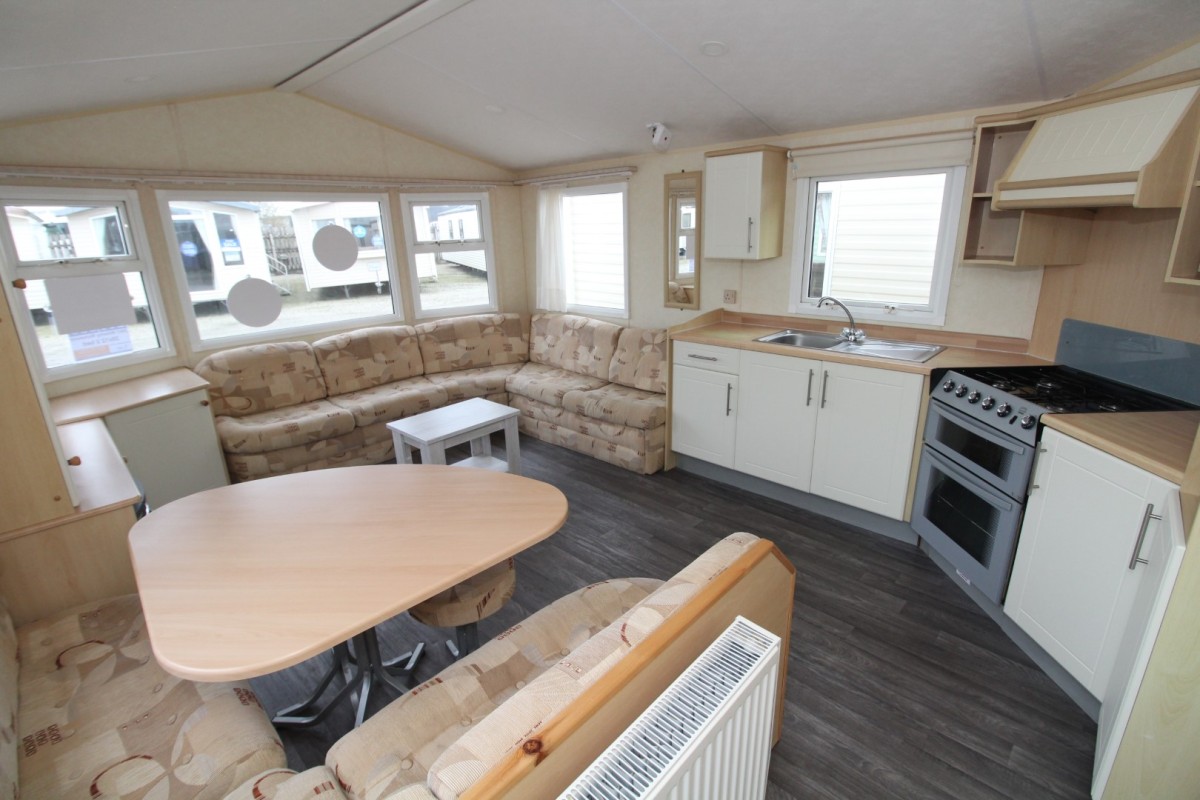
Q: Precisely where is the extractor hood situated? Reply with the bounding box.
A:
[993,79,1200,210]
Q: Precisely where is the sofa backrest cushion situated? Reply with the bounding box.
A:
[608,326,668,393]
[416,313,528,375]
[529,313,622,379]
[195,342,327,418]
[313,326,424,395]
[0,598,17,800]
[425,532,762,799]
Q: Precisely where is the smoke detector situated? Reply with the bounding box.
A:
[647,122,672,152]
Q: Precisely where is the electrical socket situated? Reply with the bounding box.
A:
[723,289,738,304]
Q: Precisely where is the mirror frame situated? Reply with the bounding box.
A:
[663,171,702,310]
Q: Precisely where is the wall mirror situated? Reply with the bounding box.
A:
[664,171,701,309]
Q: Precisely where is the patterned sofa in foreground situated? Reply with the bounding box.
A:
[225,532,796,800]
[194,313,668,481]
[0,594,285,799]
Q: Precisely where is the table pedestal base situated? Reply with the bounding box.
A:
[272,629,425,729]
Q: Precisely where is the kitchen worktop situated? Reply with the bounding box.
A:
[1041,411,1200,485]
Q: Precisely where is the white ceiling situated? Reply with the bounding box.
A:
[3,0,1200,171]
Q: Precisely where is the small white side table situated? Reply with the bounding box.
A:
[387,398,521,474]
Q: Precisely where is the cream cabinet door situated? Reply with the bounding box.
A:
[704,151,761,260]
[671,364,738,468]
[1004,428,1177,699]
[734,350,820,490]
[105,388,229,510]
[808,362,923,520]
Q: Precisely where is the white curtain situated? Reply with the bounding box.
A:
[536,186,567,311]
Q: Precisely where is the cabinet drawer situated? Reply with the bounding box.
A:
[673,341,740,374]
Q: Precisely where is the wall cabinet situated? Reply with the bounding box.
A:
[703,146,788,260]
[1005,428,1179,700]
[672,344,924,520]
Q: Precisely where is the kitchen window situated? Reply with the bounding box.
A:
[790,166,965,326]
[536,182,628,317]
[0,187,174,379]
[156,191,402,349]
[398,192,498,318]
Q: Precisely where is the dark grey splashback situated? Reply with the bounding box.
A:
[1057,319,1200,407]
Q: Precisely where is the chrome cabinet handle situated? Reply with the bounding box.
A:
[747,217,754,253]
[806,368,814,407]
[820,370,829,408]
[688,353,718,361]
[725,383,733,416]
[1128,502,1162,570]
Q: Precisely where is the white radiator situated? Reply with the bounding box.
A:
[559,616,781,800]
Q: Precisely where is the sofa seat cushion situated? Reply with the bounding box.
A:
[17,595,284,800]
[314,326,424,395]
[515,407,665,475]
[426,534,761,799]
[608,327,668,393]
[529,313,621,379]
[510,396,665,453]
[225,427,393,483]
[196,341,328,417]
[216,399,356,454]
[506,363,608,408]
[562,384,667,430]
[416,313,528,375]
[425,364,524,403]
[410,559,516,630]
[327,376,449,427]
[326,577,661,800]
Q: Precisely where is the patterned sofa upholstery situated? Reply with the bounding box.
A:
[195,312,668,481]
[232,533,773,800]
[0,594,286,799]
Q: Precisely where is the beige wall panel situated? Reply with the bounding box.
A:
[0,106,182,169]
[944,263,1043,338]
[488,185,530,314]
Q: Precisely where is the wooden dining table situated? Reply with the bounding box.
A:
[128,464,568,725]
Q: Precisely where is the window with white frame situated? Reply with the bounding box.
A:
[0,187,173,378]
[790,166,965,325]
[156,191,402,348]
[536,182,628,317]
[398,192,497,317]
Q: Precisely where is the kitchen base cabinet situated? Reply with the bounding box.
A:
[671,342,741,468]
[734,351,820,489]
[1004,428,1177,700]
[809,363,924,520]
[104,388,229,510]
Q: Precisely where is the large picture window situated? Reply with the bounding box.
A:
[0,187,173,378]
[156,192,401,348]
[399,192,498,318]
[790,167,965,325]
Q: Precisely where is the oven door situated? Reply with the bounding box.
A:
[912,445,1023,604]
[923,400,1035,499]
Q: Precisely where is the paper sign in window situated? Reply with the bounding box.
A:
[45,273,137,335]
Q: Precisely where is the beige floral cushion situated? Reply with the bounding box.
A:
[225,428,393,483]
[529,314,621,379]
[196,342,327,417]
[224,767,356,800]
[0,599,17,800]
[608,327,668,393]
[326,578,661,800]
[17,595,284,800]
[562,384,667,430]
[326,377,448,427]
[426,533,761,798]
[416,313,528,375]
[215,399,356,454]
[424,364,524,403]
[409,559,515,630]
[505,363,608,408]
[314,327,424,396]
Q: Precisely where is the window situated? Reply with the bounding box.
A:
[790,167,965,325]
[399,193,497,317]
[157,192,401,348]
[0,188,173,378]
[536,183,628,317]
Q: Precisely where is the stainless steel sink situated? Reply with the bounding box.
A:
[755,329,944,363]
[754,329,843,349]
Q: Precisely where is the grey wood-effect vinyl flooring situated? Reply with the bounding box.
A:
[249,435,1096,799]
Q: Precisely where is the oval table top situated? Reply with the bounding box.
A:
[128,464,569,682]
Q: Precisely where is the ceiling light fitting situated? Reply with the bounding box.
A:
[699,41,728,57]
[647,122,672,152]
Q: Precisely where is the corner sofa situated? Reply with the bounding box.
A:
[224,532,795,800]
[0,593,285,799]
[194,313,668,481]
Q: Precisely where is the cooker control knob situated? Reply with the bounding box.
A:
[980,396,995,410]
[954,384,968,398]
[1020,415,1036,429]
[942,379,956,393]
[996,402,1012,418]
[967,390,981,404]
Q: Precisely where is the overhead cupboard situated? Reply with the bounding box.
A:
[703,145,788,260]
[671,341,923,520]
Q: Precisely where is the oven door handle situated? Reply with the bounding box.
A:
[921,445,1017,512]
[928,401,1030,457]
